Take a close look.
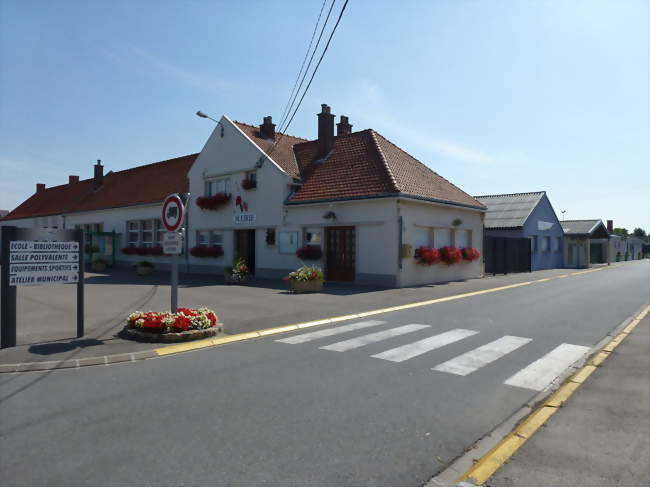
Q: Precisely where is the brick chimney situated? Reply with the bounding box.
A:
[336,115,352,136]
[69,175,79,185]
[93,159,103,189]
[259,116,275,139]
[317,104,335,158]
[607,220,613,233]
[36,183,46,193]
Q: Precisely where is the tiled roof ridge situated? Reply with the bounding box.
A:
[561,219,600,222]
[368,129,398,191]
[372,130,483,207]
[232,120,308,142]
[110,153,198,176]
[475,191,546,198]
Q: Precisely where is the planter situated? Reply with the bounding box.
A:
[289,279,323,293]
[122,324,223,343]
[91,261,108,272]
[224,269,249,284]
[136,265,154,276]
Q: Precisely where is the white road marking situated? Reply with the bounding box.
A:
[319,324,430,352]
[275,320,386,344]
[372,329,478,363]
[504,343,591,391]
[432,335,531,375]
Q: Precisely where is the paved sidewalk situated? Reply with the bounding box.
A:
[0,262,640,368]
[486,314,650,487]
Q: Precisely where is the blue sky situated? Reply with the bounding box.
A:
[1,0,648,230]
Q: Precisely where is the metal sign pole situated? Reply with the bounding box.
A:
[171,251,178,313]
[76,229,85,338]
[1,226,18,349]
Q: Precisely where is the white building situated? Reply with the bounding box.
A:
[1,104,486,287]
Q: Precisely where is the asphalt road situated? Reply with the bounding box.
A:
[1,262,648,487]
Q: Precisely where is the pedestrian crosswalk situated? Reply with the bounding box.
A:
[275,320,591,391]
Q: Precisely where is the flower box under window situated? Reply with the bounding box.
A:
[196,193,231,210]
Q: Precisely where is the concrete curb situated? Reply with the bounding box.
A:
[428,300,650,487]
[0,263,625,374]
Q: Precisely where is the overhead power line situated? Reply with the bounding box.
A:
[279,0,350,135]
[265,0,351,163]
[277,0,329,128]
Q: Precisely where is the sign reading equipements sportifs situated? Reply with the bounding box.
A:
[1,227,85,348]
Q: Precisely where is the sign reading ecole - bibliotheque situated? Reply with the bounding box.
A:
[1,227,85,349]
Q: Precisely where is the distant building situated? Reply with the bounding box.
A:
[560,219,610,268]
[474,191,564,271]
[0,210,8,219]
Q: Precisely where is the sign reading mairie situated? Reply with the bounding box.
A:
[8,240,80,286]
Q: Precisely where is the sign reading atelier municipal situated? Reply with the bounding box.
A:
[162,193,185,232]
[1,227,85,349]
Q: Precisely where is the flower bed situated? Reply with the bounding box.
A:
[196,193,231,210]
[123,307,223,342]
[296,246,323,260]
[461,247,480,262]
[190,245,224,258]
[414,246,440,266]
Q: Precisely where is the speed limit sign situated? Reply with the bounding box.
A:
[162,194,185,232]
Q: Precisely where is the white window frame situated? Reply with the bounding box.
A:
[205,178,231,196]
[196,230,223,247]
[433,228,452,248]
[413,226,432,248]
[303,227,322,246]
[126,219,163,247]
[454,229,472,249]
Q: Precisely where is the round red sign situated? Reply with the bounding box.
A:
[161,194,185,232]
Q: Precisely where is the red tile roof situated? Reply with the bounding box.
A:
[233,121,306,178]
[1,154,197,221]
[287,129,485,210]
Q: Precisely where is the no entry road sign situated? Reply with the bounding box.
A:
[162,193,185,232]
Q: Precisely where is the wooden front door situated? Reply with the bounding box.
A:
[235,229,255,275]
[325,226,355,282]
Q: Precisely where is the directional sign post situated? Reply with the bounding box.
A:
[1,226,84,349]
[162,194,185,313]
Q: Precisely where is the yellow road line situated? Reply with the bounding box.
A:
[458,302,649,486]
[154,266,626,358]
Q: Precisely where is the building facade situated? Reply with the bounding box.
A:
[474,192,564,271]
[1,104,486,288]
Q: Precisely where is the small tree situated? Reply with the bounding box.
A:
[612,227,629,238]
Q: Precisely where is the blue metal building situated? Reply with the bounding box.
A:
[475,191,564,270]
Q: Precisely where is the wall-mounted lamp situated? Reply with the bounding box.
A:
[196,110,224,137]
[323,211,336,220]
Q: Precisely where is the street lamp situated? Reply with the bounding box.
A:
[561,210,566,221]
[196,110,224,137]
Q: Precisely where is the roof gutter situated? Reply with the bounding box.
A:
[285,192,486,211]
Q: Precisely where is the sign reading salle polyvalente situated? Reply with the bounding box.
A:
[1,227,85,349]
[9,240,80,286]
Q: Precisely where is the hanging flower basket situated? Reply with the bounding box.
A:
[461,247,480,262]
[414,246,440,266]
[190,245,224,258]
[439,246,462,265]
[241,178,257,190]
[196,193,231,210]
[296,246,323,260]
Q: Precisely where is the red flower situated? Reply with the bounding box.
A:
[414,246,440,266]
[173,315,191,331]
[461,247,480,262]
[439,246,463,265]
